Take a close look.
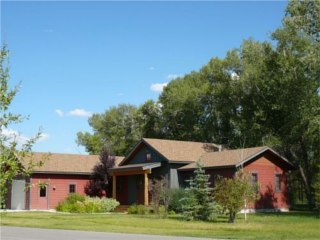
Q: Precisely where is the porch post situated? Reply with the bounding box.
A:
[112,175,116,199]
[144,171,148,206]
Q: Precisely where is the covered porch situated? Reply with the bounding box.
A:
[109,162,161,206]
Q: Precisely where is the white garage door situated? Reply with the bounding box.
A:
[11,180,26,210]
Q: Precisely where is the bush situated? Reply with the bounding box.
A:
[128,204,149,215]
[169,188,189,213]
[65,193,86,204]
[56,194,119,213]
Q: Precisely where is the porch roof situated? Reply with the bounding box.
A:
[109,162,161,174]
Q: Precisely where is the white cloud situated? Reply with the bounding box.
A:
[167,74,180,80]
[1,128,29,145]
[67,108,92,118]
[149,66,155,71]
[55,109,64,117]
[1,127,49,145]
[150,82,168,92]
[39,133,50,142]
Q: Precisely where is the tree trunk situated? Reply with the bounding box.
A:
[229,211,236,223]
[299,139,314,209]
[298,165,313,207]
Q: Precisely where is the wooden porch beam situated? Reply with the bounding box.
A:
[112,175,116,199]
[144,171,149,206]
[111,169,151,176]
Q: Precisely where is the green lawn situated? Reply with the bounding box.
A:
[0,211,319,239]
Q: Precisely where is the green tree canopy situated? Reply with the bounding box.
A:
[77,104,141,156]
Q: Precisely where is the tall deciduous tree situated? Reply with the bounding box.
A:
[159,72,210,142]
[77,104,141,155]
[0,45,41,208]
[136,100,163,139]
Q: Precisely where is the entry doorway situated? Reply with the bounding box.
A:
[11,180,26,210]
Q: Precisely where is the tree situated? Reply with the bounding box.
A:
[268,0,320,207]
[0,45,41,208]
[149,177,172,217]
[182,163,218,221]
[77,104,141,156]
[214,171,258,223]
[159,71,210,142]
[136,100,163,139]
[312,165,320,216]
[85,146,115,197]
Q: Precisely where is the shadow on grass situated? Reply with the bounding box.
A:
[254,211,318,218]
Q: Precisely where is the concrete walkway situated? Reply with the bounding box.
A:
[1,226,219,240]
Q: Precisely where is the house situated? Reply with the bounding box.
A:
[7,138,294,211]
[110,138,294,211]
[6,153,124,210]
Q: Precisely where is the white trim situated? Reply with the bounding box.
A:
[240,208,289,213]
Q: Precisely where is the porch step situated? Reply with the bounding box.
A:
[114,205,129,212]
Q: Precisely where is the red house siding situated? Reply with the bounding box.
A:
[30,174,90,210]
[205,168,235,186]
[243,153,290,210]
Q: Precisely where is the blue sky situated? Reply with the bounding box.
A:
[1,1,287,154]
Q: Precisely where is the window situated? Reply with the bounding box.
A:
[275,174,282,192]
[251,173,259,192]
[39,187,46,197]
[69,184,76,193]
[146,150,151,161]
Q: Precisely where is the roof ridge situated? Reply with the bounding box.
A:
[32,152,125,158]
[142,137,220,146]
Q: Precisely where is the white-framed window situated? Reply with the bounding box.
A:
[69,184,76,193]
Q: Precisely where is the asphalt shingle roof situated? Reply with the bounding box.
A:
[142,138,220,162]
[179,146,273,170]
[22,153,124,174]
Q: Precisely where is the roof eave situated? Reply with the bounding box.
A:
[32,171,92,175]
[235,147,294,168]
[178,164,236,171]
[168,161,194,164]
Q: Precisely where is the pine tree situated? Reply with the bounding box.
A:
[182,162,218,221]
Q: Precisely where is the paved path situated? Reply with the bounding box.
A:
[1,226,217,240]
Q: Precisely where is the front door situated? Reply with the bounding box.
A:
[38,186,48,209]
[11,180,26,210]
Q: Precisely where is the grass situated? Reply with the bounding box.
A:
[0,211,319,239]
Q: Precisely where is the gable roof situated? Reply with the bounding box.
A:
[120,138,221,165]
[22,152,124,175]
[179,146,294,170]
